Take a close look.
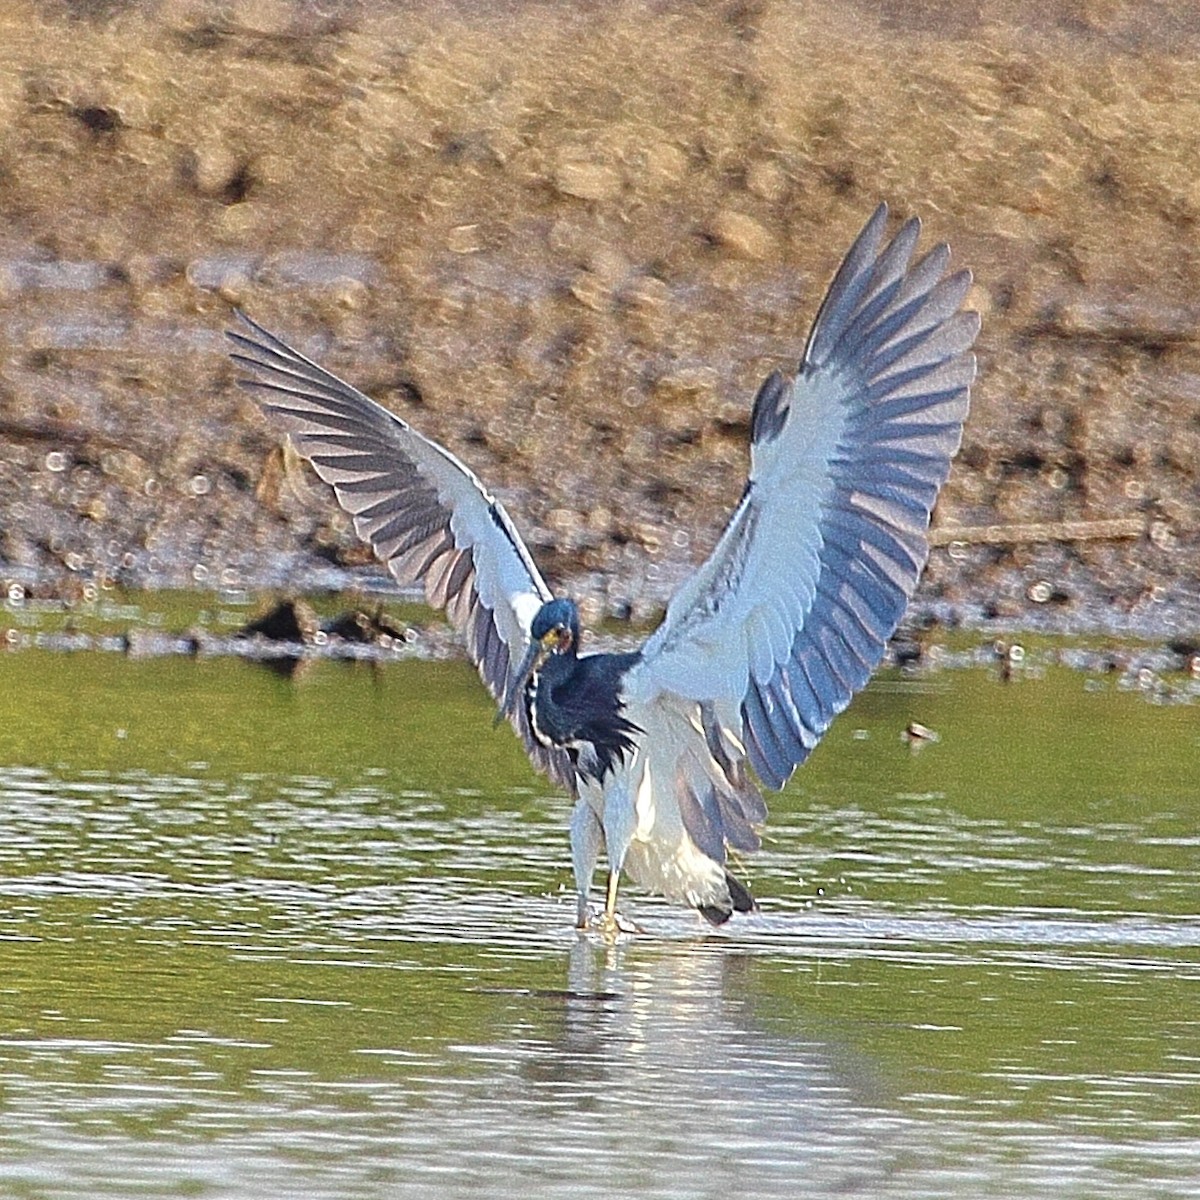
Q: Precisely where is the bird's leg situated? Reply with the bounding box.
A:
[595,791,641,935]
[604,868,621,921]
[569,798,602,930]
[595,868,640,935]
[569,792,641,934]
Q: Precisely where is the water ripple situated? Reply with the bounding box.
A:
[0,666,1198,1200]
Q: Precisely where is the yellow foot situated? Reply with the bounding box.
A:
[577,903,642,937]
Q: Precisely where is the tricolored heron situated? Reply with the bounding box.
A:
[228,204,978,931]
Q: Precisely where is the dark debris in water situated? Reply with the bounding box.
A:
[230,597,421,677]
[319,605,412,646]
[238,598,320,643]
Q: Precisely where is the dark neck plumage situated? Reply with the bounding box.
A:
[524,649,642,783]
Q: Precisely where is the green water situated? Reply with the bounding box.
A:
[1,647,1198,1198]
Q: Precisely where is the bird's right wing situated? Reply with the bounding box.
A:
[227,313,575,789]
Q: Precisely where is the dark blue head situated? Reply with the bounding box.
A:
[495,597,581,727]
[530,597,581,656]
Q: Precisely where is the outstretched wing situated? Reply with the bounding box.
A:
[627,204,978,802]
[227,313,574,789]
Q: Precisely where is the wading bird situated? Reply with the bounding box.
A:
[228,204,977,932]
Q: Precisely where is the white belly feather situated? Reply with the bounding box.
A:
[579,695,731,910]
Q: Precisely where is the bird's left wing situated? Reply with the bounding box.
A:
[227,313,574,789]
[626,205,978,794]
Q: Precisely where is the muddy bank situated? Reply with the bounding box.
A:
[1,0,1199,637]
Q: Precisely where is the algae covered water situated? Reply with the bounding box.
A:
[0,646,1198,1198]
